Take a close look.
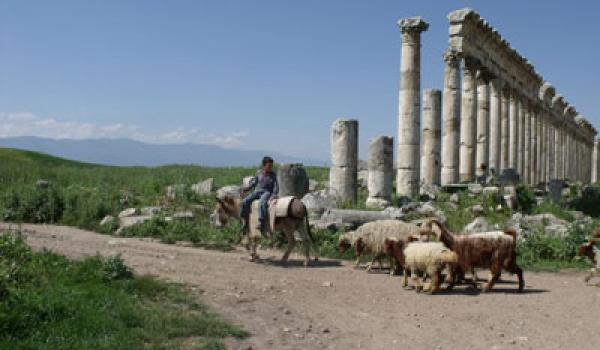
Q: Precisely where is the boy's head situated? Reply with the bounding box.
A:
[262,156,274,171]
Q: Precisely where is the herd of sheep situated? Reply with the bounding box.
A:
[338,219,600,293]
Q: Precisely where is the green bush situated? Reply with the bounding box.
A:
[103,254,134,281]
[517,222,592,270]
[515,185,536,214]
[570,186,600,217]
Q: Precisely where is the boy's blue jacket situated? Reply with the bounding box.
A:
[248,170,279,195]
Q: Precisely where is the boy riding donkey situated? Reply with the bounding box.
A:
[239,156,278,234]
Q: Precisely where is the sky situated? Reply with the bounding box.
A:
[1,0,599,162]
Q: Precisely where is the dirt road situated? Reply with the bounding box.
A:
[3,222,599,350]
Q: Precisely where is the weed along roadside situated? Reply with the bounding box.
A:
[0,233,247,349]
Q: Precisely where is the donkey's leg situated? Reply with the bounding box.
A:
[249,237,259,262]
[297,220,313,267]
[281,229,296,265]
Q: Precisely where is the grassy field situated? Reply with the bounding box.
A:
[0,147,598,270]
[0,232,247,350]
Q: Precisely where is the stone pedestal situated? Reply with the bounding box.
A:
[397,17,429,197]
[441,50,461,185]
[421,89,442,186]
[329,119,358,203]
[366,136,394,209]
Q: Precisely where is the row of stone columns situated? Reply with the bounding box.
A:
[397,16,598,189]
[437,54,598,186]
[330,14,599,206]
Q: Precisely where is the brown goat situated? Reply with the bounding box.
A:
[579,229,600,284]
[424,220,524,292]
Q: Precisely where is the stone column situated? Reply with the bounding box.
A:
[441,50,461,185]
[500,87,510,171]
[547,122,554,180]
[544,120,553,183]
[488,78,502,173]
[330,119,358,203]
[561,129,571,178]
[509,92,520,170]
[548,118,554,181]
[459,57,478,182]
[366,136,394,208]
[396,17,429,197]
[521,100,529,183]
[421,89,442,186]
[592,139,599,183]
[555,125,562,179]
[475,71,490,177]
[530,108,537,184]
[538,113,548,183]
[575,137,581,181]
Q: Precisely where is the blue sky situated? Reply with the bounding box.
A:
[1,0,598,162]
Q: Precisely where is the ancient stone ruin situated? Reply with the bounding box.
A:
[329,119,358,204]
[329,7,599,207]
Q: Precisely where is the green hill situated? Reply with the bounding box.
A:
[0,147,328,231]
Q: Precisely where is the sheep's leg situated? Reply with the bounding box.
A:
[403,269,410,288]
[468,267,479,289]
[366,253,384,272]
[507,260,524,292]
[483,268,502,293]
[280,230,296,265]
[389,256,396,276]
[445,265,456,290]
[412,270,423,293]
[425,269,441,294]
[353,255,362,268]
[471,268,479,283]
[584,268,598,284]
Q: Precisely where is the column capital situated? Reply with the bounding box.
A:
[463,56,481,73]
[442,49,461,66]
[489,76,504,90]
[475,67,493,83]
[398,17,429,34]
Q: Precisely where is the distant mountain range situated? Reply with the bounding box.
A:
[0,136,327,167]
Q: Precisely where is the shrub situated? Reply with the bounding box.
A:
[0,234,34,298]
[515,185,536,214]
[570,186,600,217]
[103,254,134,281]
[517,222,592,269]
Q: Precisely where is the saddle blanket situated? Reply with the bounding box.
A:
[248,196,296,238]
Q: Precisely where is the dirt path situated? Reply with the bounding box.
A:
[3,222,599,350]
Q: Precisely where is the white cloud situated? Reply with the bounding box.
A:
[0,112,248,149]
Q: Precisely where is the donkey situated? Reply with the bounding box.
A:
[211,194,316,266]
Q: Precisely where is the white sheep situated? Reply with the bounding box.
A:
[401,241,458,294]
[339,219,432,274]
